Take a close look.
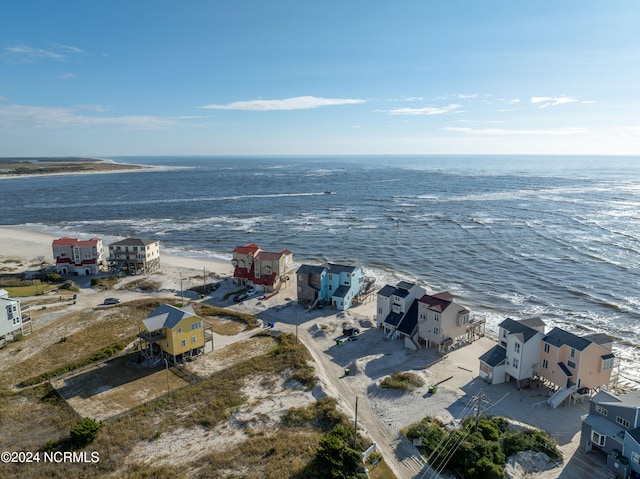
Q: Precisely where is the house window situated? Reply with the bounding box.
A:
[567,360,576,369]
[602,357,614,371]
[544,343,550,354]
[177,328,182,334]
[514,343,520,353]
[192,336,197,344]
[542,359,548,369]
[513,358,519,369]
[181,340,186,347]
[434,313,440,322]
[591,430,606,447]
[596,405,608,416]
[631,451,640,465]
[191,322,201,330]
[570,348,576,358]
[433,327,439,336]
[378,308,382,314]
[616,416,630,428]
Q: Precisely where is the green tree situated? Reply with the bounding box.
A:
[69,418,103,449]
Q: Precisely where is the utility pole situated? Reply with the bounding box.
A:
[179,273,185,306]
[164,357,170,396]
[475,389,483,433]
[354,396,359,450]
[295,312,299,344]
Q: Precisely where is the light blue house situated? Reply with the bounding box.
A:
[296,262,366,310]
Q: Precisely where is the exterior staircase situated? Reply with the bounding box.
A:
[548,384,577,409]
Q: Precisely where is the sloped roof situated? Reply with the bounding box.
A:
[143,304,198,332]
[296,264,326,275]
[383,311,404,327]
[397,300,419,336]
[256,249,291,261]
[583,332,614,346]
[419,293,452,313]
[53,237,101,247]
[232,243,260,254]
[627,427,640,446]
[499,317,542,343]
[519,317,546,329]
[110,238,157,246]
[432,291,453,301]
[558,362,573,377]
[333,285,350,299]
[543,327,591,351]
[327,262,359,274]
[479,345,507,367]
[377,285,397,297]
[396,281,416,291]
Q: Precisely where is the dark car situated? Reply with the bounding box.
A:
[104,297,120,305]
[233,293,248,302]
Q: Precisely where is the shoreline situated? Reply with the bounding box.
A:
[0,226,233,281]
[0,158,168,180]
[0,225,628,477]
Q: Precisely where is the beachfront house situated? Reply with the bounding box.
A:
[0,289,23,339]
[231,243,294,293]
[138,304,208,365]
[479,317,546,386]
[52,236,105,275]
[540,327,615,408]
[108,238,160,275]
[296,262,365,310]
[375,281,426,339]
[579,389,640,478]
[416,292,474,352]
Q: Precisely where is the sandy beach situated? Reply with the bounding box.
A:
[0,226,605,478]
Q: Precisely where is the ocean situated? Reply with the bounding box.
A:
[2,155,640,380]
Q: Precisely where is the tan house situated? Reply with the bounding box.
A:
[138,304,208,364]
[108,238,160,275]
[231,243,294,292]
[52,237,105,275]
[416,292,476,351]
[540,327,615,407]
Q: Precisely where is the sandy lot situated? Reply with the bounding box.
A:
[0,226,612,479]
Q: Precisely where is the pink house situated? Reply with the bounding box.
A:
[52,237,105,275]
[231,244,294,292]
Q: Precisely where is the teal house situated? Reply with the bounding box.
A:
[296,262,367,310]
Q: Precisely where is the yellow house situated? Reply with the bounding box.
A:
[139,304,206,364]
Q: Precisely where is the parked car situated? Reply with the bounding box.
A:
[104,297,120,305]
[233,293,248,302]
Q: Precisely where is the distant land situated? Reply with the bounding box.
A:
[0,157,147,177]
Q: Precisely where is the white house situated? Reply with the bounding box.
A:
[52,237,105,275]
[375,281,426,338]
[0,289,23,338]
[479,317,545,386]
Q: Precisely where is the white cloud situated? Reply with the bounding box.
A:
[0,103,203,130]
[197,95,366,111]
[6,43,85,62]
[530,96,578,108]
[58,73,76,79]
[443,126,588,136]
[384,104,462,116]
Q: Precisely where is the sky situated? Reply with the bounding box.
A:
[1,1,640,157]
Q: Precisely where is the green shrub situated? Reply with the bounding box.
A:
[69,418,103,449]
[44,272,62,283]
[380,371,424,391]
